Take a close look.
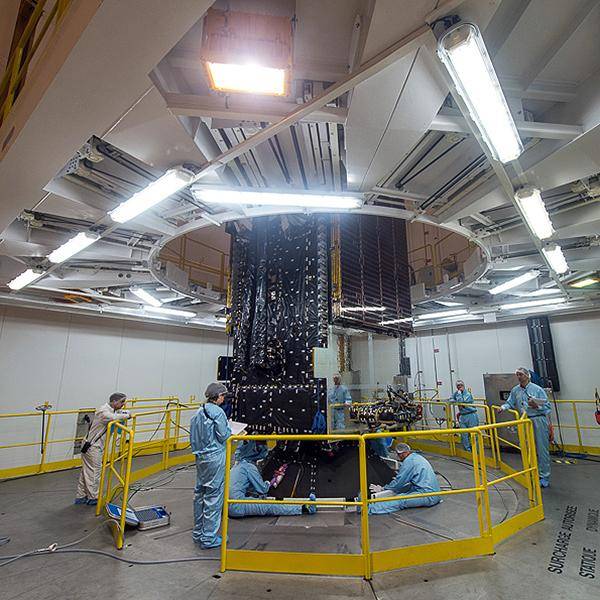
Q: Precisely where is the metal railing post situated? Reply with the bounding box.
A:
[162,410,172,469]
[476,430,492,537]
[116,426,134,550]
[358,437,372,580]
[220,439,233,573]
[571,401,584,454]
[39,413,53,473]
[526,419,542,507]
[517,419,534,506]
[471,431,485,537]
[445,402,456,456]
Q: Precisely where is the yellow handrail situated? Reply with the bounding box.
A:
[219,417,542,578]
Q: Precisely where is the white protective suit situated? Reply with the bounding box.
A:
[76,403,129,500]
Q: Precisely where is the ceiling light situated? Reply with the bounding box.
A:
[380,317,413,325]
[570,277,599,288]
[47,232,99,264]
[194,188,363,209]
[206,62,286,96]
[514,187,554,240]
[131,288,162,307]
[489,270,539,295]
[542,244,569,275]
[438,23,523,163]
[342,306,386,313]
[7,269,45,290]
[435,300,463,307]
[110,168,193,224]
[500,298,566,310]
[144,305,196,318]
[416,309,469,320]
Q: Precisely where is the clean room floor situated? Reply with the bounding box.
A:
[1,452,598,600]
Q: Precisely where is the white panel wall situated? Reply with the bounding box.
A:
[0,306,227,468]
[405,311,600,447]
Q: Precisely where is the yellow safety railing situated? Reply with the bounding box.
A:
[550,400,600,456]
[96,420,134,549]
[220,415,543,579]
[0,396,194,480]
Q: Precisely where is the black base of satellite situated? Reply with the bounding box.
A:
[261,441,395,499]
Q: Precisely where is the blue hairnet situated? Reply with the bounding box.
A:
[235,440,268,463]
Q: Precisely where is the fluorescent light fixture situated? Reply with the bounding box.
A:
[7,269,45,290]
[194,188,363,210]
[542,244,569,275]
[47,232,99,264]
[342,306,385,313]
[529,287,560,297]
[206,62,286,96]
[131,288,162,307]
[381,317,413,325]
[416,309,469,320]
[110,168,193,223]
[500,297,566,310]
[514,187,554,240]
[489,270,539,295]
[436,300,463,307]
[570,277,598,288]
[144,305,196,318]
[438,23,523,163]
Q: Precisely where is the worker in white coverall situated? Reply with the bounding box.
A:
[75,392,130,506]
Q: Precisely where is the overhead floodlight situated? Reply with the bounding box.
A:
[144,305,196,318]
[500,297,566,310]
[47,232,99,264]
[380,317,413,325]
[489,270,539,295]
[110,168,194,224]
[206,62,286,96]
[201,8,292,97]
[7,269,45,290]
[194,188,363,210]
[542,244,569,275]
[570,277,599,288]
[342,306,385,313]
[514,187,554,240]
[438,23,523,163]
[131,288,162,307]
[415,309,468,320]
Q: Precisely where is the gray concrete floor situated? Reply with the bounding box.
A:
[1,452,598,599]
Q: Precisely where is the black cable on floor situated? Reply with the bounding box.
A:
[368,579,382,600]
[0,548,219,568]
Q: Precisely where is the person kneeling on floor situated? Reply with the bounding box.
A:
[368,443,441,514]
[229,440,317,517]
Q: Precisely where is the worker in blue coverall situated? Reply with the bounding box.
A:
[190,382,231,548]
[229,440,317,517]
[449,379,479,452]
[499,367,552,488]
[368,443,441,514]
[328,373,352,430]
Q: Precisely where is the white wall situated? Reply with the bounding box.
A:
[405,311,600,447]
[0,306,227,468]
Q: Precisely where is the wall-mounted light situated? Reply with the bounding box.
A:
[500,297,566,310]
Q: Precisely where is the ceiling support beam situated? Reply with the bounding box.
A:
[163,92,348,124]
[185,18,441,185]
[520,0,598,91]
[484,0,533,57]
[430,114,583,140]
[499,77,577,103]
[430,53,570,296]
